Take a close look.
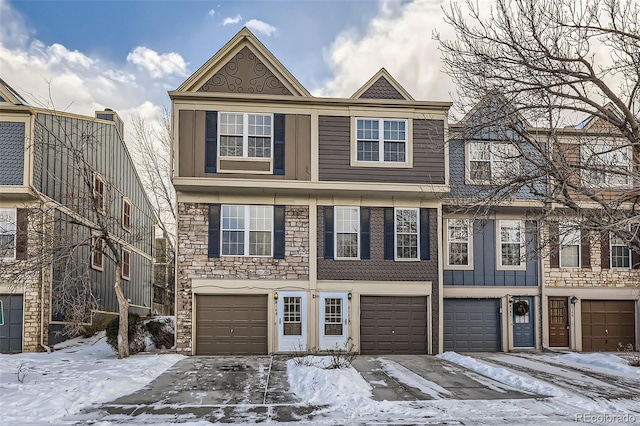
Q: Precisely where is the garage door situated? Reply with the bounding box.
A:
[360,296,427,355]
[443,299,501,352]
[0,294,23,354]
[582,300,635,352]
[195,295,267,355]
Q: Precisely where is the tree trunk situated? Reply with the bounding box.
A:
[114,264,130,359]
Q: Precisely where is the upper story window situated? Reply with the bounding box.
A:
[559,223,580,268]
[581,144,630,187]
[498,220,524,269]
[219,113,272,158]
[356,118,408,164]
[0,208,16,259]
[93,174,105,214]
[92,237,104,270]
[467,142,518,184]
[122,249,131,280]
[610,229,631,269]
[221,205,273,256]
[395,208,419,260]
[122,197,132,231]
[446,218,472,268]
[335,206,359,259]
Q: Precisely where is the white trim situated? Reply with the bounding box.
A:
[496,219,526,271]
[121,248,131,281]
[121,196,132,232]
[394,207,420,261]
[318,292,349,350]
[91,237,104,271]
[465,141,518,185]
[277,291,308,352]
[443,218,474,270]
[559,222,581,268]
[93,173,106,214]
[350,117,413,168]
[0,208,17,260]
[610,228,632,269]
[220,204,274,257]
[334,206,360,260]
[217,112,274,159]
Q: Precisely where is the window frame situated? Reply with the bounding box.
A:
[0,208,17,260]
[496,219,526,270]
[91,237,104,271]
[93,174,106,214]
[351,117,413,168]
[394,207,419,261]
[122,248,131,280]
[559,223,581,268]
[218,112,274,160]
[334,206,360,260]
[220,205,274,257]
[581,143,632,188]
[122,197,132,232]
[444,218,474,270]
[466,141,518,185]
[610,228,631,269]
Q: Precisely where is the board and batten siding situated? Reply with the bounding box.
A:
[318,116,446,184]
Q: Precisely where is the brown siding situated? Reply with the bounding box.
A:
[178,110,195,177]
[318,116,445,184]
[219,160,271,172]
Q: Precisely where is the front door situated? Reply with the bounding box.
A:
[319,292,349,350]
[549,297,570,347]
[513,297,535,347]
[277,292,307,352]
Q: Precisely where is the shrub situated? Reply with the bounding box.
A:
[618,342,640,367]
[145,318,174,349]
[80,315,112,338]
[105,313,146,354]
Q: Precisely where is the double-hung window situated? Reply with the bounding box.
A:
[581,144,630,187]
[122,249,131,280]
[122,197,132,231]
[468,142,517,183]
[446,219,471,267]
[356,118,407,163]
[219,113,272,158]
[610,229,631,269]
[395,208,419,260]
[0,208,16,259]
[499,220,523,268]
[93,174,105,213]
[221,205,273,256]
[559,223,580,268]
[92,238,104,270]
[334,207,359,259]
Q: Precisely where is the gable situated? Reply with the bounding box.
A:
[357,76,406,100]
[197,46,293,96]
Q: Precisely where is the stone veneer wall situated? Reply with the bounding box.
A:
[176,202,309,354]
[544,232,640,287]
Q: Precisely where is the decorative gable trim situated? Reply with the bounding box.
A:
[0,78,30,106]
[351,68,414,101]
[176,27,310,97]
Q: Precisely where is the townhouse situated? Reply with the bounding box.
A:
[0,79,156,353]
[172,28,450,355]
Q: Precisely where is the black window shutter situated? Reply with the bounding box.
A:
[323,207,334,259]
[274,205,286,259]
[600,231,610,269]
[208,204,221,258]
[360,207,370,260]
[549,222,560,268]
[384,207,394,260]
[580,228,591,268]
[16,209,28,260]
[420,208,431,260]
[632,225,640,269]
[205,111,217,173]
[273,113,285,175]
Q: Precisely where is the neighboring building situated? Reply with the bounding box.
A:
[153,236,175,315]
[0,79,155,353]
[171,28,450,355]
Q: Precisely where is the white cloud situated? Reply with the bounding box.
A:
[126,46,187,79]
[208,9,215,16]
[222,14,242,25]
[315,0,457,102]
[46,43,96,68]
[245,19,277,37]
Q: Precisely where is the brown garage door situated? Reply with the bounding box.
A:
[582,300,635,352]
[360,296,427,355]
[196,295,268,355]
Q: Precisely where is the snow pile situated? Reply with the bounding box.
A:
[558,352,640,378]
[437,351,565,397]
[0,331,183,425]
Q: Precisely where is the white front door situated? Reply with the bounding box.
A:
[319,292,349,350]
[277,291,307,352]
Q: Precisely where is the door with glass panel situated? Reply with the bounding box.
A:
[277,292,307,352]
[319,292,349,350]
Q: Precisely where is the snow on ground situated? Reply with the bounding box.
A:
[377,358,452,399]
[0,331,183,425]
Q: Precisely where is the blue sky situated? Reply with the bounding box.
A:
[1,0,458,130]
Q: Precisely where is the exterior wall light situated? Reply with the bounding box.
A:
[570,296,578,304]
[348,292,352,300]
[274,292,278,300]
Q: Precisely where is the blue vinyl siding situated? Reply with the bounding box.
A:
[443,219,539,286]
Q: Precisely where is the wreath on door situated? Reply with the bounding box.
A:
[514,300,529,316]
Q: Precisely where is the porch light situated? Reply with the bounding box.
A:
[274,292,279,300]
[348,292,352,300]
[570,296,578,304]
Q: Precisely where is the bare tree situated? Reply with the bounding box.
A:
[436,0,640,257]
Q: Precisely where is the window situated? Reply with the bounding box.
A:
[499,220,524,268]
[610,230,631,269]
[446,219,471,267]
[92,238,104,270]
[559,223,580,268]
[395,208,419,260]
[122,197,132,231]
[581,144,630,187]
[122,249,131,280]
[334,207,359,259]
[468,142,518,183]
[324,298,343,336]
[219,112,272,158]
[0,208,16,259]
[221,205,273,256]
[356,118,407,163]
[283,296,302,335]
[93,174,105,213]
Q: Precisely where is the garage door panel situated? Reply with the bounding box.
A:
[444,299,500,352]
[582,300,635,352]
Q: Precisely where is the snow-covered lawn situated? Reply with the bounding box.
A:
[0,332,183,425]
